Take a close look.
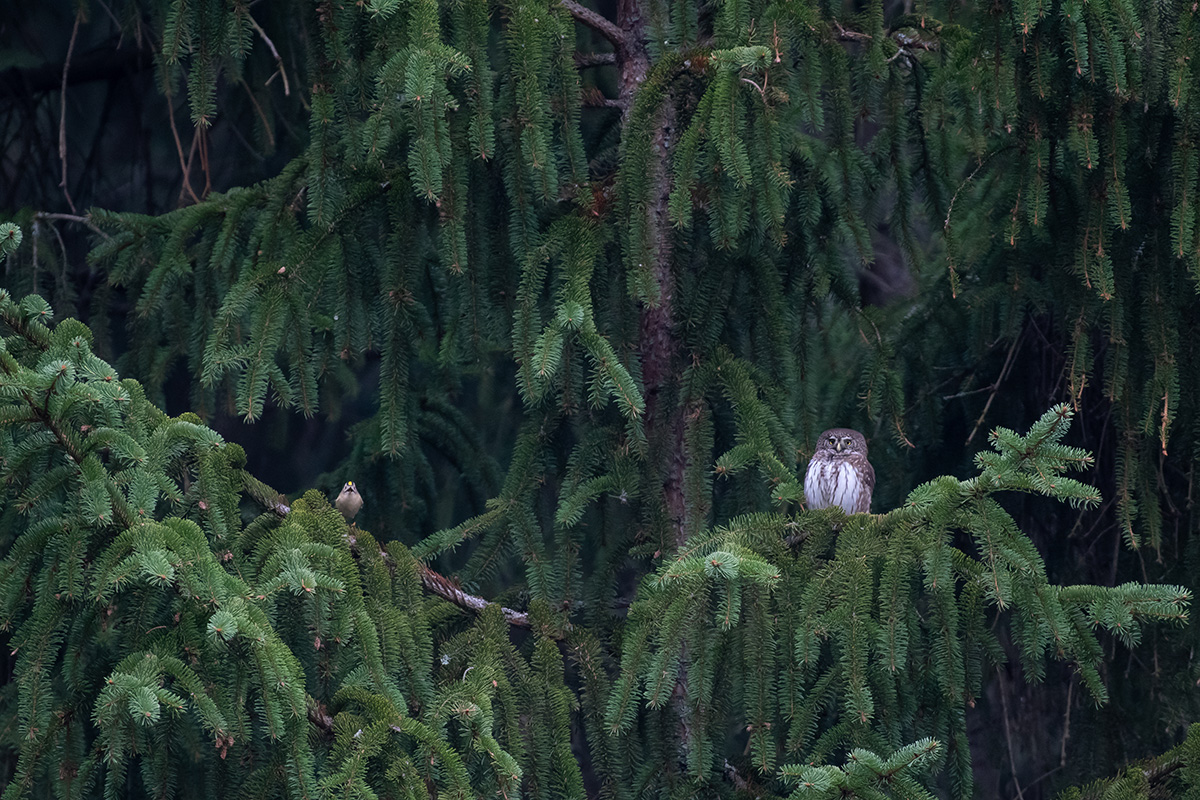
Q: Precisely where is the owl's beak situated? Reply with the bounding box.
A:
[835,441,843,452]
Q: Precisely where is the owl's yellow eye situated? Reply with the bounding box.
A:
[842,438,852,446]
[828,437,836,446]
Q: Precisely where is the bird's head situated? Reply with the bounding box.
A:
[819,428,865,456]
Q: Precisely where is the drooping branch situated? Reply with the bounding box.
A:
[0,304,136,529]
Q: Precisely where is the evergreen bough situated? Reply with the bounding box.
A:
[0,291,1188,798]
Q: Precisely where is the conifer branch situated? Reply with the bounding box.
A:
[966,327,1025,444]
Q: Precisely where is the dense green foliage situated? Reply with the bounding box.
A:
[0,293,581,800]
[0,290,1188,799]
[4,0,1200,797]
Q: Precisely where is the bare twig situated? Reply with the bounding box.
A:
[997,669,1027,800]
[965,327,1024,445]
[58,10,83,214]
[165,88,201,205]
[944,155,993,235]
[1060,676,1073,767]
[238,79,276,147]
[198,123,212,197]
[943,151,1003,296]
[94,0,121,30]
[248,13,290,96]
[33,212,112,241]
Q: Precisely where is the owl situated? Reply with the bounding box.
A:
[804,428,875,514]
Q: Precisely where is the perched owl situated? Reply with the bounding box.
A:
[804,428,875,514]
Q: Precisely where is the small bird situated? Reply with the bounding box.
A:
[335,481,363,523]
[804,428,875,515]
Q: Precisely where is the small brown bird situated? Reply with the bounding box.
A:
[335,481,363,523]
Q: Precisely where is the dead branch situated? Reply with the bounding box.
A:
[58,10,83,214]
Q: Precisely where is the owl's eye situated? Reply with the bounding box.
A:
[827,437,836,446]
[842,438,852,446]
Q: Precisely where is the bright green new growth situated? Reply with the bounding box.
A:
[0,224,20,260]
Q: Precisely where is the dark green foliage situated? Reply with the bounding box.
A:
[0,294,577,800]
[1055,721,1200,799]
[608,407,1187,793]
[0,291,1188,799]
[5,0,1200,797]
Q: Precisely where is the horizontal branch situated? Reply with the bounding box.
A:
[831,20,940,55]
[417,562,530,627]
[574,52,616,68]
[34,211,112,241]
[253,481,530,627]
[559,0,626,49]
[344,529,531,626]
[832,20,873,42]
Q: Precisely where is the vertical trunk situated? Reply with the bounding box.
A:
[614,0,694,777]
[612,0,687,549]
[565,0,697,775]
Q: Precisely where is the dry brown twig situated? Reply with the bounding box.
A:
[58,9,83,214]
[249,14,290,96]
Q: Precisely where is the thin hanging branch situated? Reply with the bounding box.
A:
[248,13,290,96]
[58,9,82,214]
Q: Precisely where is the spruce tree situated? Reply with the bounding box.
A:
[2,0,1200,798]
